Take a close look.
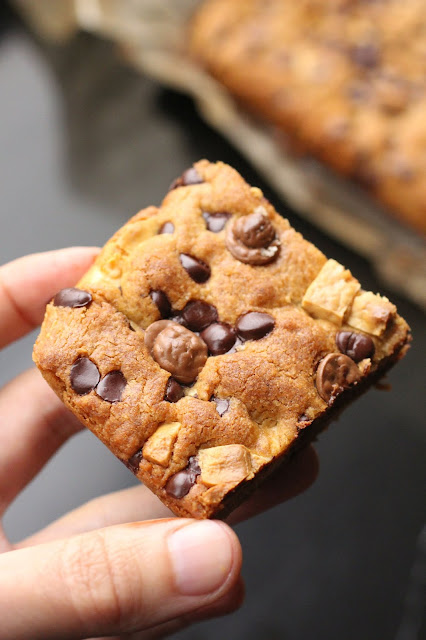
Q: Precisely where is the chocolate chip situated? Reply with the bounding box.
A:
[201,322,236,355]
[126,449,142,474]
[96,370,126,403]
[336,331,375,362]
[53,288,92,309]
[235,209,276,248]
[165,456,201,499]
[236,312,275,341]
[165,377,184,403]
[158,221,174,234]
[170,312,186,325]
[202,211,231,232]
[226,207,280,265]
[70,357,100,395]
[350,43,379,69]
[181,300,218,332]
[150,290,172,318]
[169,167,204,190]
[165,470,194,498]
[150,322,208,384]
[211,396,230,416]
[316,353,361,404]
[179,254,211,283]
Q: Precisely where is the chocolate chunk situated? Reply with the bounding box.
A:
[336,331,375,362]
[53,288,92,309]
[150,290,172,319]
[235,209,276,248]
[351,43,379,69]
[179,254,211,283]
[150,322,208,384]
[145,320,175,352]
[96,370,126,403]
[169,167,204,190]
[182,300,218,332]
[126,449,142,474]
[236,312,275,341]
[201,322,236,355]
[158,221,174,234]
[226,207,280,265]
[316,353,361,404]
[70,357,100,395]
[165,377,184,403]
[202,211,231,232]
[165,456,201,499]
[211,396,230,416]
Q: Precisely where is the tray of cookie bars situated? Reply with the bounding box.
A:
[14,0,426,309]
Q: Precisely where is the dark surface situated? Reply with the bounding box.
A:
[0,6,425,640]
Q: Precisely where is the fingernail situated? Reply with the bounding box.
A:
[168,521,233,596]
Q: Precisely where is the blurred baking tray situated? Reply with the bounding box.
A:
[14,0,426,310]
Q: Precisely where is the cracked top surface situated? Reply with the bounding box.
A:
[33,160,410,518]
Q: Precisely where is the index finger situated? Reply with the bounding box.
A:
[0,247,99,349]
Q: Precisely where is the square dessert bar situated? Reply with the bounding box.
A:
[33,161,410,519]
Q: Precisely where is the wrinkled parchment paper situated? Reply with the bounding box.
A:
[14,0,426,309]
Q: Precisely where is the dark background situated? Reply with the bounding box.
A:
[0,4,425,639]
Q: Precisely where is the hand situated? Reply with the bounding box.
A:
[0,248,318,640]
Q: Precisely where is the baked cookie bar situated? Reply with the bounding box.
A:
[189,0,426,235]
[33,161,410,519]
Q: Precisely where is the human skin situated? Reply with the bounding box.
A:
[0,247,318,640]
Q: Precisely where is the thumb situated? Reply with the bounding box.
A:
[0,518,242,640]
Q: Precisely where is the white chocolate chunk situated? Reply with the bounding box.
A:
[184,385,199,397]
[198,444,252,487]
[200,483,234,506]
[143,422,181,467]
[199,450,269,507]
[347,291,396,337]
[250,452,270,474]
[302,259,360,325]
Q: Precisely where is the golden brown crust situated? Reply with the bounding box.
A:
[33,160,410,518]
[188,0,426,235]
